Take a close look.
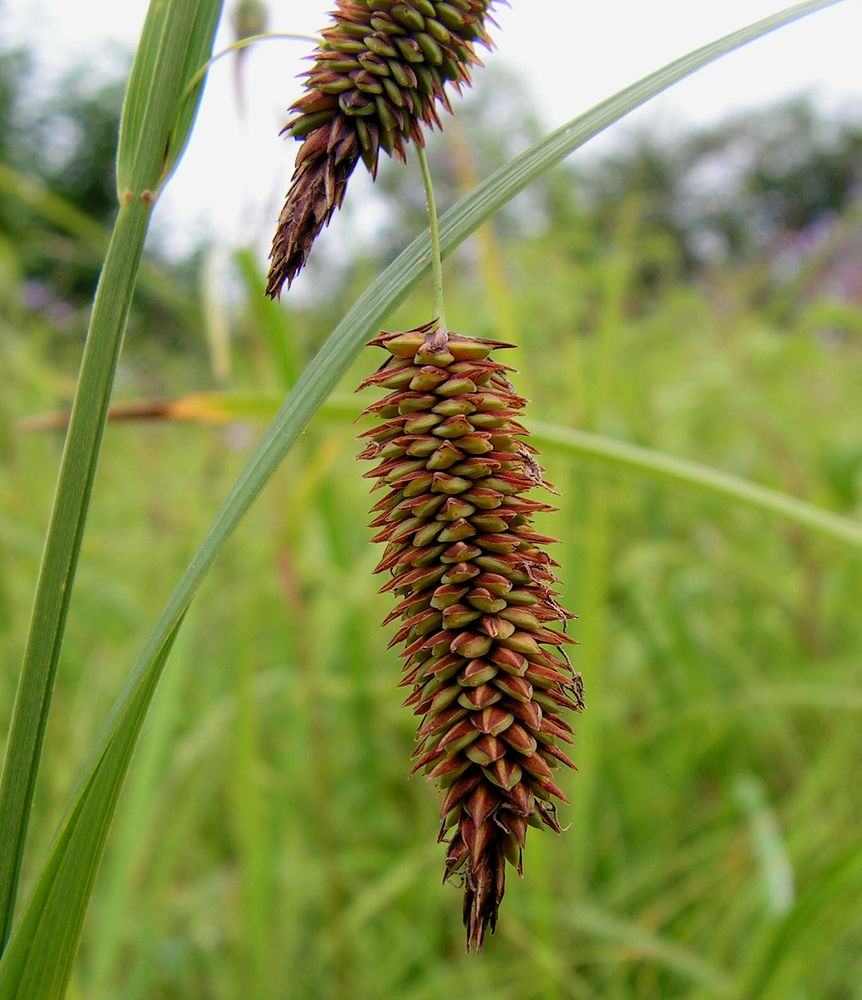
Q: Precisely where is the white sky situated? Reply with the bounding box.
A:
[4,0,862,257]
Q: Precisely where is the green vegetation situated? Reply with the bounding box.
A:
[1,1,861,996]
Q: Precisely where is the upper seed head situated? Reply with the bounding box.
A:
[267,2,499,297]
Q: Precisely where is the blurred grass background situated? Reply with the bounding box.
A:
[2,28,862,1000]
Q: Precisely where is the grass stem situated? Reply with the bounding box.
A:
[416,144,447,334]
[0,197,153,949]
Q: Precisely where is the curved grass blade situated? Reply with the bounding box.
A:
[0,1,843,993]
[529,421,862,550]
[25,391,862,550]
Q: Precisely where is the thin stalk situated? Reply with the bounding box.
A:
[179,32,321,104]
[416,144,446,333]
[0,197,153,948]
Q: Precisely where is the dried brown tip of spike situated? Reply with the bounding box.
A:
[358,325,583,951]
[462,837,505,950]
[266,117,359,297]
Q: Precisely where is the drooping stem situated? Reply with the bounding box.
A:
[416,144,447,335]
[180,33,321,104]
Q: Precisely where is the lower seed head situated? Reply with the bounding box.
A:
[359,322,584,950]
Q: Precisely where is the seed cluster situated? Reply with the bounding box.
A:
[267,1,497,297]
[359,324,584,949]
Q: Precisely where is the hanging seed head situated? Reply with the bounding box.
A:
[358,322,584,950]
[266,1,499,298]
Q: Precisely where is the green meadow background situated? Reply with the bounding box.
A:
[2,41,862,1000]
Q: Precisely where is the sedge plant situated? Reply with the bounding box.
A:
[0,0,855,994]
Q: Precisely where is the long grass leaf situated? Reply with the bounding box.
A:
[0,198,152,950]
[29,391,859,549]
[529,421,862,550]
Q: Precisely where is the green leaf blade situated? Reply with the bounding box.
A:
[117,0,224,195]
